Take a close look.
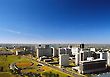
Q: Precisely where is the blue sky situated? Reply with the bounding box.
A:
[0,0,110,44]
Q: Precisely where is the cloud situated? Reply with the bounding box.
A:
[5,29,21,34]
[0,28,21,34]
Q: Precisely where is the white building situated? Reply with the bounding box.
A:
[59,54,69,67]
[16,51,18,55]
[107,51,110,66]
[71,47,79,55]
[75,49,95,65]
[75,52,80,65]
[96,52,107,60]
[90,48,96,52]
[87,57,94,61]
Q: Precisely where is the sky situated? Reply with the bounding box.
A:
[0,0,110,44]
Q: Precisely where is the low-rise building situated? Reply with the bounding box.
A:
[79,59,107,74]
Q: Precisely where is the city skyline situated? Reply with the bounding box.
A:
[0,0,110,44]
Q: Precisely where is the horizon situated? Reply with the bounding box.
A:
[0,0,110,44]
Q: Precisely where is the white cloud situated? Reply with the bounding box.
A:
[0,28,21,34]
[5,29,21,34]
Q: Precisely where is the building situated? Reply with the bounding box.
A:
[0,51,13,55]
[66,48,72,56]
[79,59,107,74]
[80,49,96,61]
[71,47,79,55]
[44,59,52,62]
[96,51,107,60]
[59,54,69,67]
[75,49,97,65]
[16,51,19,55]
[107,51,110,66]
[58,48,67,55]
[75,52,80,65]
[51,47,58,57]
[36,45,52,58]
[58,48,72,56]
[80,44,84,49]
[15,51,26,55]
[90,48,96,52]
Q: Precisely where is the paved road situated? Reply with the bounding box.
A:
[37,60,85,77]
[27,56,85,77]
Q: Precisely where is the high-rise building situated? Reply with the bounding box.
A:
[75,52,80,65]
[59,54,69,67]
[107,51,110,66]
[51,47,58,57]
[36,45,52,58]
[80,44,84,49]
[71,47,79,55]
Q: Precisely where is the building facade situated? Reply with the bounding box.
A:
[59,54,69,67]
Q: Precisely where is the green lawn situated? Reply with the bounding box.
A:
[0,72,15,77]
[41,66,73,77]
[0,55,30,72]
[0,55,76,77]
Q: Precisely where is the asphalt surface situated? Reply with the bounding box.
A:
[37,60,85,77]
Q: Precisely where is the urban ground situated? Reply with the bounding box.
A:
[0,55,77,77]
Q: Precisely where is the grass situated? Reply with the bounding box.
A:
[0,55,39,77]
[41,66,73,77]
[53,57,59,62]
[16,62,33,67]
[0,72,15,77]
[0,55,30,72]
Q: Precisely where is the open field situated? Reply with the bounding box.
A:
[0,55,74,77]
[16,62,34,67]
[0,72,15,77]
[41,66,73,77]
[0,55,31,71]
[0,55,37,77]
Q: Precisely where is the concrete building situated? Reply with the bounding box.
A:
[0,51,13,55]
[79,50,93,61]
[58,48,67,55]
[90,48,96,52]
[107,51,110,66]
[66,48,72,56]
[96,52,107,60]
[79,59,107,74]
[75,52,80,65]
[87,57,94,61]
[15,51,25,55]
[80,44,84,49]
[59,54,69,67]
[58,48,72,56]
[16,51,19,55]
[36,45,52,58]
[71,47,79,55]
[51,47,58,57]
[75,49,97,65]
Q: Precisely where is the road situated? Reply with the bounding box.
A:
[37,60,85,77]
[27,56,85,77]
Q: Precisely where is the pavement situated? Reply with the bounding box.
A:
[37,60,85,77]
